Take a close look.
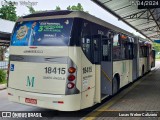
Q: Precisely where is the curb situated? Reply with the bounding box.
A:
[0,84,7,90]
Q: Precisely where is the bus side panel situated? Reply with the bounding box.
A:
[68,47,82,93]
[80,49,95,109]
[94,65,101,103]
[68,47,95,109]
[139,57,147,76]
[128,60,133,82]
[113,60,131,88]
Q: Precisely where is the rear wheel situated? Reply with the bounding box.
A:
[112,77,119,95]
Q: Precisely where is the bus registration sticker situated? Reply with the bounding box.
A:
[25,98,37,104]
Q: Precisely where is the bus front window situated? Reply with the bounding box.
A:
[11,18,73,46]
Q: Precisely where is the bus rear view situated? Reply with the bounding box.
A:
[7,11,84,111]
[8,10,152,111]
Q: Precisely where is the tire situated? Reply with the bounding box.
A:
[112,77,119,95]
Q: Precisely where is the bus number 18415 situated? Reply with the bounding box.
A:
[44,67,66,74]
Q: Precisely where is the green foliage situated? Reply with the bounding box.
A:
[27,3,88,14]
[0,70,6,84]
[156,55,160,59]
[27,6,46,14]
[55,6,61,10]
[153,42,160,52]
[27,6,36,14]
[54,3,88,13]
[0,0,17,21]
[67,3,84,11]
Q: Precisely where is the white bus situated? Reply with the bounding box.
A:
[7,11,155,111]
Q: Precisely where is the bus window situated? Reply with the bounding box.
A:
[129,37,134,59]
[128,43,133,59]
[139,46,143,57]
[81,21,92,61]
[139,45,148,58]
[103,44,108,56]
[113,34,121,60]
[121,39,128,59]
[92,36,100,64]
[121,36,133,59]
[101,36,111,61]
[11,18,73,46]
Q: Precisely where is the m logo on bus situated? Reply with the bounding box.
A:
[26,76,35,87]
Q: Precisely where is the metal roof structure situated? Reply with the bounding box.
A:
[92,0,160,42]
[0,32,11,46]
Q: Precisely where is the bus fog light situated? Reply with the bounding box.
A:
[67,82,75,89]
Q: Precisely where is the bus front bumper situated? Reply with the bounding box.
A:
[7,88,81,111]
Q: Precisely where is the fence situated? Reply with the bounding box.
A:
[0,61,8,70]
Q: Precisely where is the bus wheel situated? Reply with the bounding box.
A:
[112,77,119,95]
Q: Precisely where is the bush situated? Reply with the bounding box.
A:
[156,55,160,59]
[0,70,6,83]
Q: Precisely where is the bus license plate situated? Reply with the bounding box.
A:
[25,98,37,104]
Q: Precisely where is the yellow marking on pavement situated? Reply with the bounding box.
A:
[83,74,149,120]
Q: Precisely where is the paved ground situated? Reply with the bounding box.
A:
[0,84,6,90]
[93,61,160,120]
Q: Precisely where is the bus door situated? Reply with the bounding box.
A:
[151,49,155,68]
[146,46,150,71]
[92,35,112,101]
[132,38,138,80]
[100,36,112,97]
[92,35,101,102]
[127,42,134,82]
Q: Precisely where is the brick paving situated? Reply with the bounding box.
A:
[96,61,160,120]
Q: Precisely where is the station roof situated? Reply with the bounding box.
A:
[0,32,11,46]
[92,0,160,42]
[0,19,15,46]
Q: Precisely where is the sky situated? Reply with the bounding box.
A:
[0,0,145,38]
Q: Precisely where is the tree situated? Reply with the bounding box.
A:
[0,47,7,61]
[153,42,160,52]
[67,3,84,11]
[27,6,46,14]
[27,6,36,14]
[55,6,61,10]
[27,3,87,14]
[54,3,88,12]
[0,0,17,21]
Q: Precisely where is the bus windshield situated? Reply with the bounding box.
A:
[11,18,73,46]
